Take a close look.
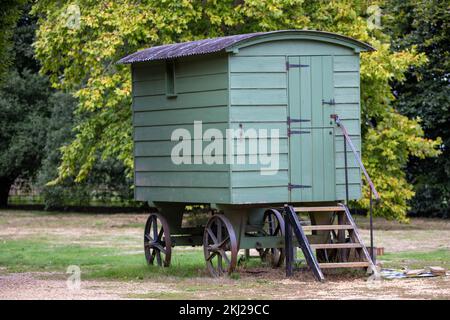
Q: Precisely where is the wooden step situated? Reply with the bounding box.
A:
[294,206,345,213]
[302,225,354,231]
[310,243,362,250]
[318,262,370,269]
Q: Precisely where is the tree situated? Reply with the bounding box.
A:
[0,69,52,206]
[0,0,27,79]
[0,2,53,207]
[384,0,450,217]
[38,91,133,209]
[32,0,441,221]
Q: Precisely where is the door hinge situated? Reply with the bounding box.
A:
[287,117,310,125]
[286,61,309,70]
[322,98,336,105]
[288,183,312,190]
[287,129,310,137]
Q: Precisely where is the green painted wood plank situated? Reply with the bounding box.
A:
[231,154,289,171]
[322,56,334,126]
[288,56,302,202]
[237,40,354,56]
[335,151,362,168]
[176,73,228,93]
[133,63,165,82]
[229,56,286,72]
[334,87,359,104]
[334,71,359,87]
[134,123,229,141]
[230,89,287,105]
[312,127,325,201]
[135,186,230,203]
[134,106,228,126]
[176,55,227,77]
[333,56,359,72]
[231,187,289,204]
[136,171,229,188]
[336,168,361,184]
[133,79,166,97]
[336,184,361,200]
[323,127,336,200]
[135,156,229,172]
[310,56,323,127]
[299,56,311,128]
[135,139,289,157]
[300,128,313,201]
[334,104,360,119]
[229,122,288,138]
[334,135,361,152]
[230,105,287,122]
[136,155,289,172]
[231,170,289,188]
[134,90,228,112]
[333,119,360,135]
[230,73,287,89]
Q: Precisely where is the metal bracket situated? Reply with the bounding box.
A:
[288,183,312,190]
[286,61,309,70]
[287,129,310,137]
[287,117,310,125]
[322,98,336,105]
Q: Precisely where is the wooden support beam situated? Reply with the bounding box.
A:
[319,262,369,269]
[310,243,362,250]
[302,225,354,231]
[294,206,345,212]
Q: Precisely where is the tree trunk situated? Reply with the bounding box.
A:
[0,177,13,208]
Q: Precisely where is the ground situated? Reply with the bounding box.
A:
[0,209,449,300]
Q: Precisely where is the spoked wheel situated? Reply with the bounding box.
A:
[203,214,238,277]
[144,212,172,267]
[258,209,285,268]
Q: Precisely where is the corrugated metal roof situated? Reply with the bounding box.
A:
[117,30,374,64]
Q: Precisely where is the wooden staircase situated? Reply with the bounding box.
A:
[284,204,376,281]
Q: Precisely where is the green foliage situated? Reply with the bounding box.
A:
[32,0,441,220]
[0,69,52,206]
[37,91,134,209]
[0,0,27,79]
[384,0,450,217]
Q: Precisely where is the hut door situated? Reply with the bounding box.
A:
[287,56,336,202]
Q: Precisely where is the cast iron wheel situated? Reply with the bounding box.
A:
[203,214,238,277]
[258,209,285,268]
[144,212,172,267]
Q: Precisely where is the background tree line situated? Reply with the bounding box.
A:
[0,2,132,209]
[0,0,448,219]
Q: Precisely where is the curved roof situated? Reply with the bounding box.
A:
[118,30,375,64]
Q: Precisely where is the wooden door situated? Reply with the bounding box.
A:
[288,56,336,202]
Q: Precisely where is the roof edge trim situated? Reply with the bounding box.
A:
[225,30,375,53]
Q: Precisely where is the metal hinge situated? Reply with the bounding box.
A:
[287,129,310,137]
[286,61,309,70]
[288,183,312,190]
[287,117,310,125]
[322,98,336,105]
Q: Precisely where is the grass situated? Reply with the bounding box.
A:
[380,249,450,270]
[0,238,207,279]
[1,209,449,299]
[2,235,448,282]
